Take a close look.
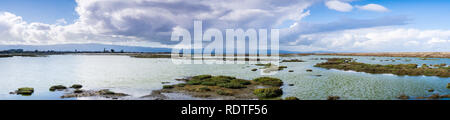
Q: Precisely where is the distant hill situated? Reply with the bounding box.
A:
[0,44,171,52]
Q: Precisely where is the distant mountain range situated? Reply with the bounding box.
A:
[0,44,331,53]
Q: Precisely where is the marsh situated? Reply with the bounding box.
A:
[0,54,448,100]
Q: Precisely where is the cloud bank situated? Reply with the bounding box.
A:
[286,27,450,52]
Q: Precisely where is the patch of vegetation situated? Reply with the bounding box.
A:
[218,82,247,89]
[253,88,283,98]
[420,58,439,61]
[70,84,83,89]
[186,79,202,85]
[159,75,285,100]
[255,63,289,72]
[177,83,186,87]
[197,87,211,92]
[49,85,67,91]
[74,89,83,93]
[282,59,305,62]
[327,96,341,100]
[163,85,174,89]
[192,75,212,80]
[184,75,250,89]
[253,77,283,86]
[97,89,128,96]
[278,66,288,70]
[201,81,217,86]
[18,87,34,92]
[255,63,272,67]
[216,90,234,96]
[15,87,34,95]
[314,58,450,77]
[231,79,251,85]
[284,97,300,100]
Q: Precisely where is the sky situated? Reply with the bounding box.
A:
[0,0,449,52]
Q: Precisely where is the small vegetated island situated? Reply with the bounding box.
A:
[147,75,297,100]
[314,58,449,77]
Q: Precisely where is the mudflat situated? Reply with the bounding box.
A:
[315,52,450,58]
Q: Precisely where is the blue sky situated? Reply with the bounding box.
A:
[2,0,449,29]
[0,0,449,52]
[0,0,78,24]
[304,0,450,29]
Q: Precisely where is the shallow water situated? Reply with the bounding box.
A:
[0,55,448,100]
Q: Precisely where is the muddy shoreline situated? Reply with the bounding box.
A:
[314,52,450,58]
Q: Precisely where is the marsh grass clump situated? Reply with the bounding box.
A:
[197,87,211,92]
[192,75,212,80]
[98,89,124,95]
[163,85,174,89]
[186,80,202,85]
[314,58,450,77]
[74,89,83,93]
[284,97,300,100]
[18,87,34,92]
[255,63,272,67]
[177,83,186,87]
[421,58,439,61]
[185,75,252,89]
[219,82,247,89]
[208,76,235,83]
[161,75,285,99]
[327,96,341,100]
[253,77,283,86]
[70,84,83,89]
[253,88,283,98]
[216,90,234,96]
[278,66,288,70]
[15,87,34,95]
[282,59,305,62]
[255,63,288,72]
[231,79,251,85]
[201,81,217,86]
[49,85,67,91]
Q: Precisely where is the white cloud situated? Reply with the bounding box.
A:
[56,18,67,25]
[325,0,353,12]
[285,27,450,52]
[0,0,317,47]
[356,4,389,12]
